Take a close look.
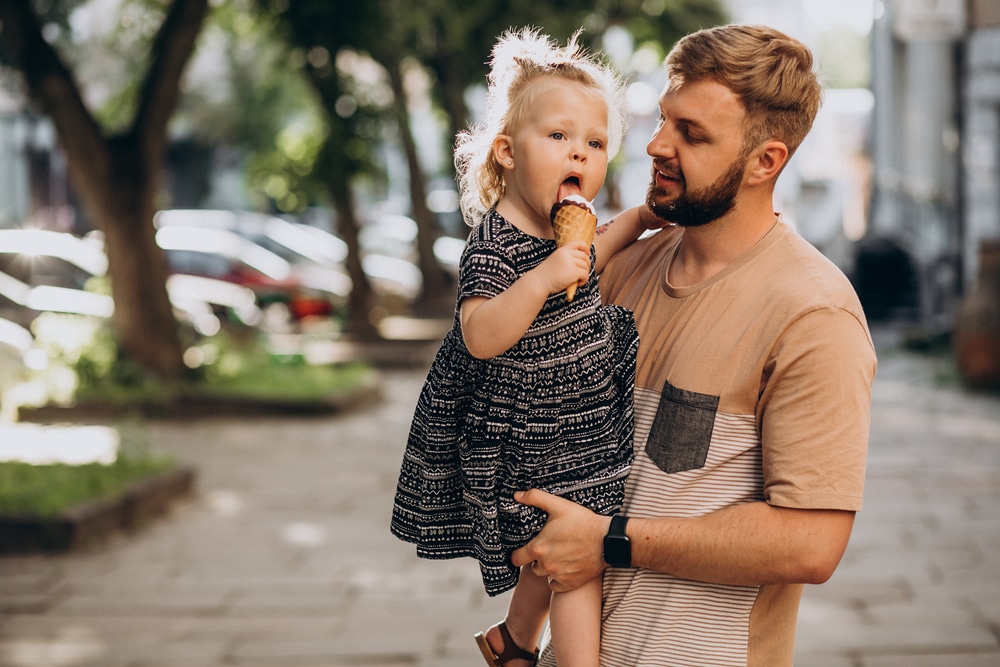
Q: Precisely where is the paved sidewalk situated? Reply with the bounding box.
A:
[1,333,999,666]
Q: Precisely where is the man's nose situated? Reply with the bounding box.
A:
[647,124,676,159]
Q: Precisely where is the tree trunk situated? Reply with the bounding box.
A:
[385,59,451,315]
[329,176,378,338]
[100,140,185,376]
[430,56,471,174]
[0,0,206,380]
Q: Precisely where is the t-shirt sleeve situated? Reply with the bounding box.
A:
[458,239,517,301]
[759,306,877,512]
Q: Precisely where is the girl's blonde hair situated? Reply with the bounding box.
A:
[455,27,628,226]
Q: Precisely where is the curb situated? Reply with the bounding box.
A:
[0,464,196,554]
[16,370,383,422]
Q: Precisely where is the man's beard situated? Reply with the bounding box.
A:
[646,156,747,228]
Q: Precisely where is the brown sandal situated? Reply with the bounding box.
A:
[474,621,539,666]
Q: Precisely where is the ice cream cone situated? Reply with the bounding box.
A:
[550,196,597,301]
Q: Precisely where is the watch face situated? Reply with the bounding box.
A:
[604,536,630,567]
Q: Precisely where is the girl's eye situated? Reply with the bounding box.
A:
[589,140,604,150]
[550,132,565,140]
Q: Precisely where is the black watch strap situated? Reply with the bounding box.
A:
[603,514,631,568]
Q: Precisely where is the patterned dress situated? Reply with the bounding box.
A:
[390,208,638,596]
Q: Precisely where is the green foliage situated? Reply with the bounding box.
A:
[61,0,172,131]
[0,449,176,518]
[184,333,371,401]
[17,314,371,410]
[29,312,173,406]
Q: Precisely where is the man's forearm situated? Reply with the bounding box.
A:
[628,503,855,586]
[511,490,856,591]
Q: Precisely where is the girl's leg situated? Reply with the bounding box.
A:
[549,574,602,667]
[482,565,550,666]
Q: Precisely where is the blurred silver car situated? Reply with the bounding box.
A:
[0,228,260,336]
[155,209,430,300]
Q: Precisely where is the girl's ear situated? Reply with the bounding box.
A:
[493,135,514,169]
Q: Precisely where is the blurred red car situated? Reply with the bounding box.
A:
[154,225,344,330]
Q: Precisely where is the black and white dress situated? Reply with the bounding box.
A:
[390,208,638,596]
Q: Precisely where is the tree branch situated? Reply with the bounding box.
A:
[130,0,209,160]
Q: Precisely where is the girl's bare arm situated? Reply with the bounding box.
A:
[461,241,590,359]
[593,206,661,274]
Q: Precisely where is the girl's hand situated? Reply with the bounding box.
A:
[535,241,591,296]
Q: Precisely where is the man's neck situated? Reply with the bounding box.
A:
[668,204,777,287]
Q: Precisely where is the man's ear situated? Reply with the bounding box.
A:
[493,135,514,168]
[746,140,788,186]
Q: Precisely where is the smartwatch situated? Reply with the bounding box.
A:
[603,514,631,568]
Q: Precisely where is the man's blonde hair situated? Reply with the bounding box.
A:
[665,24,822,158]
[455,28,627,226]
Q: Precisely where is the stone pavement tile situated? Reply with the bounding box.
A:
[230,637,417,665]
[0,594,56,615]
[0,625,129,667]
[50,587,230,617]
[792,658,857,667]
[0,617,236,666]
[860,597,996,652]
[861,653,1000,667]
[796,599,995,658]
[801,576,911,610]
[795,594,868,656]
[0,612,341,643]
[72,640,232,667]
[0,564,63,614]
[835,544,946,590]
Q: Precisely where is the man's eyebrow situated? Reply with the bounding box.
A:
[676,115,709,133]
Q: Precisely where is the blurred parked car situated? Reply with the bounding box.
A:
[0,228,260,336]
[153,224,344,331]
[155,209,425,301]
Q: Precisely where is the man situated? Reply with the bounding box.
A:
[512,24,877,667]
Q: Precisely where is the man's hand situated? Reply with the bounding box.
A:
[511,489,611,592]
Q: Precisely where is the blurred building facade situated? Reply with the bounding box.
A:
[867,0,1000,330]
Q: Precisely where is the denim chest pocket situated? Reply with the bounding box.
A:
[646,381,719,474]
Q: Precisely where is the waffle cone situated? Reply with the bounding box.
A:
[551,202,597,301]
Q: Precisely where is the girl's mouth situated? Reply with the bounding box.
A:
[557,176,582,202]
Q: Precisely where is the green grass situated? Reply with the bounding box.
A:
[71,358,373,407]
[0,452,176,518]
[191,360,372,401]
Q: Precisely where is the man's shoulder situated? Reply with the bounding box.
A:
[767,228,864,314]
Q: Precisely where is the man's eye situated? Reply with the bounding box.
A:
[679,125,703,144]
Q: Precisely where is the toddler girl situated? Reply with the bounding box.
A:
[391,27,645,666]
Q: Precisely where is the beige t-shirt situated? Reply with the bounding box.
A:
[539,220,876,667]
